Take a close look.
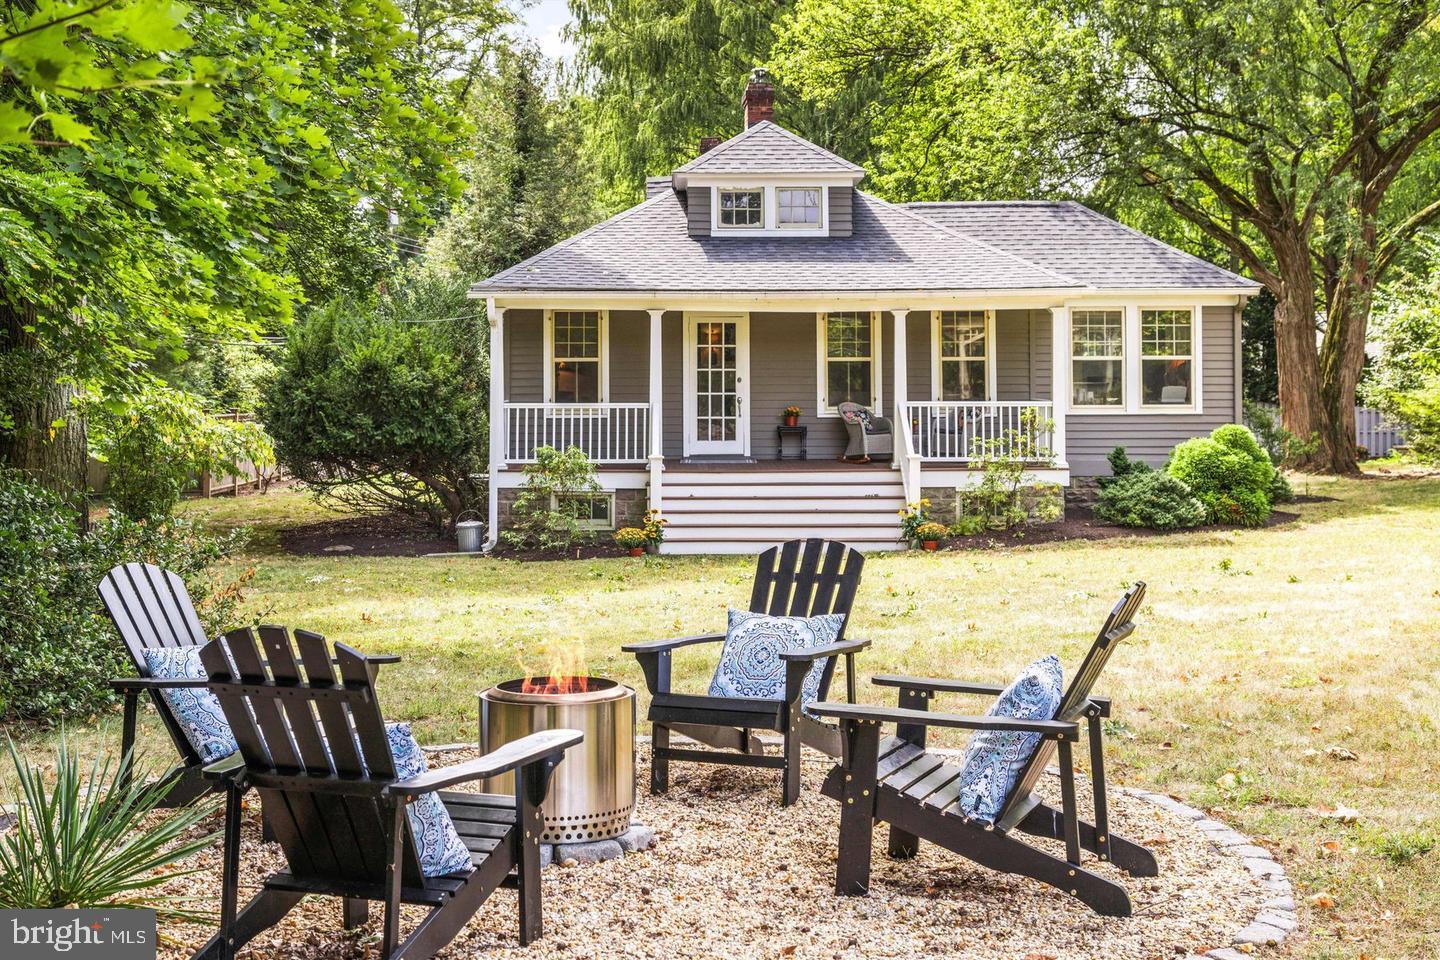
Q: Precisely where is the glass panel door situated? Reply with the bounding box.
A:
[685,314,749,455]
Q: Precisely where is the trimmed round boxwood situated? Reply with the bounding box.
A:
[1165,424,1277,527]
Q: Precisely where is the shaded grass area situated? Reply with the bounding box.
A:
[8,473,1440,958]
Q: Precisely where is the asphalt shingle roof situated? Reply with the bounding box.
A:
[903,201,1254,289]
[674,121,865,175]
[475,190,1079,293]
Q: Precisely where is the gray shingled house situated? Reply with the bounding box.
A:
[471,73,1261,553]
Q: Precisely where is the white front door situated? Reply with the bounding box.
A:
[683,313,750,456]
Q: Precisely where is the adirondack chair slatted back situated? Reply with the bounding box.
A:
[98,562,212,762]
[749,539,865,699]
[199,627,426,887]
[996,582,1146,829]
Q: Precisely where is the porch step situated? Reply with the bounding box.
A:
[658,467,907,556]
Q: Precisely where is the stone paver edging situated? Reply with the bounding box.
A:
[1119,787,1298,958]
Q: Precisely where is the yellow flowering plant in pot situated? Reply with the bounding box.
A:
[916,521,948,551]
[613,527,649,556]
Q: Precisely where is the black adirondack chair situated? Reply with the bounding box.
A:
[622,538,868,806]
[98,562,398,803]
[812,583,1157,917]
[193,626,582,960]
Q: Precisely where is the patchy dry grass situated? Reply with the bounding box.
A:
[7,473,1439,959]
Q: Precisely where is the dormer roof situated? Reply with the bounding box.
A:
[673,121,864,179]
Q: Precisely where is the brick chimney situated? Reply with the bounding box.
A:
[698,136,722,154]
[742,67,775,128]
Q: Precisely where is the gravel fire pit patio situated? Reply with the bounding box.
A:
[152,746,1281,960]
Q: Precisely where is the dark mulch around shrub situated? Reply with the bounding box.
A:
[280,513,455,557]
[940,503,1300,550]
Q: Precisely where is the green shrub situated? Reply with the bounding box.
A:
[87,385,274,519]
[1166,424,1277,526]
[1242,400,1319,468]
[0,469,248,724]
[1094,471,1207,530]
[501,446,602,552]
[264,269,487,531]
[1098,445,1152,488]
[0,739,217,918]
[1371,376,1440,462]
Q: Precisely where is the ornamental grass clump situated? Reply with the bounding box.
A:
[0,740,218,920]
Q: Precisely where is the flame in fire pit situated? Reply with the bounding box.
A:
[520,644,593,696]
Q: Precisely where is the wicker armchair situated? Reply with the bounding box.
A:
[838,402,893,461]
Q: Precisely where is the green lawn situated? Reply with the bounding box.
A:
[12,474,1440,958]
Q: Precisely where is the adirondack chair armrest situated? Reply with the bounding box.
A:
[201,752,246,783]
[778,638,872,662]
[808,703,1080,740]
[109,676,211,692]
[383,729,584,799]
[621,633,726,653]
[870,674,1006,697]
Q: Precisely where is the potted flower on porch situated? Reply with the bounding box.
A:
[915,521,948,552]
[782,405,802,427]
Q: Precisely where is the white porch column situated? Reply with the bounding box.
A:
[646,309,665,512]
[485,300,505,550]
[890,309,909,469]
[1049,306,1069,467]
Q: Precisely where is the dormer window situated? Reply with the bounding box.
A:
[718,189,763,228]
[778,188,821,227]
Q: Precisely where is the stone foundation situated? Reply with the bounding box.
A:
[920,482,1066,526]
[496,485,648,535]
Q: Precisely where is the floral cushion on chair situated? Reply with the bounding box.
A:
[142,646,237,763]
[953,655,1064,824]
[386,722,474,877]
[708,609,846,711]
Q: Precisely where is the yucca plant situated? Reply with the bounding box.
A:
[0,739,219,921]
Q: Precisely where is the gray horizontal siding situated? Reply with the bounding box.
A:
[1066,305,1238,476]
[685,188,710,238]
[995,309,1032,402]
[608,310,650,403]
[828,186,853,238]
[504,309,543,402]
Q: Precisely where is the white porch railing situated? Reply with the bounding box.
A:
[906,401,1056,462]
[504,403,651,464]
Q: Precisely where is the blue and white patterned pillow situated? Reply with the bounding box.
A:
[385,722,473,877]
[953,655,1064,824]
[708,609,846,709]
[142,647,237,763]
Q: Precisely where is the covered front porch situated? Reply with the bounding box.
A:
[484,298,1070,550]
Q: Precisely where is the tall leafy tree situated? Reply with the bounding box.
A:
[427,44,602,278]
[1,1,467,503]
[567,0,879,199]
[775,0,1440,473]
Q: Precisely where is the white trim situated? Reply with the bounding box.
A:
[495,469,649,490]
[712,187,766,231]
[543,309,609,403]
[1049,306,1069,467]
[815,310,883,417]
[929,308,996,402]
[920,467,1070,489]
[682,312,751,456]
[646,309,665,512]
[485,302,505,550]
[482,290,1255,310]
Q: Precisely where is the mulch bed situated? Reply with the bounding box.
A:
[279,514,456,557]
[152,747,1265,960]
[940,503,1301,551]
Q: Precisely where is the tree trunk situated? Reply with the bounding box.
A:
[1318,258,1369,474]
[0,301,89,521]
[1269,240,1339,472]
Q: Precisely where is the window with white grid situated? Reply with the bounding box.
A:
[1071,309,1124,407]
[777,188,821,227]
[550,311,601,403]
[822,312,876,412]
[937,310,988,401]
[1141,309,1194,406]
[717,189,763,228]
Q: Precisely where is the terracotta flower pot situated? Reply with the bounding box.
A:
[628,546,644,557]
[922,540,939,552]
[784,415,799,426]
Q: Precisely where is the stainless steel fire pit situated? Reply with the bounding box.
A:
[479,677,636,843]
